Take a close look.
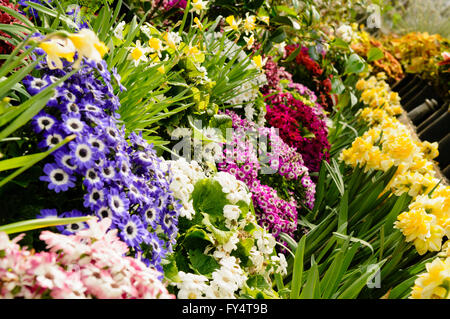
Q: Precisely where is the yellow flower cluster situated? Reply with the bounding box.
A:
[395,187,450,255]
[411,240,450,299]
[355,73,403,116]
[342,72,449,257]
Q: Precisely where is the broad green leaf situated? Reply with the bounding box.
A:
[367,47,384,62]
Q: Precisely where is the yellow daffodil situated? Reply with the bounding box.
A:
[193,17,203,31]
[243,13,256,35]
[251,54,267,70]
[68,29,108,67]
[191,0,208,14]
[127,40,150,66]
[38,37,76,70]
[411,257,450,299]
[224,15,241,32]
[243,34,254,49]
[163,31,181,50]
[148,37,163,56]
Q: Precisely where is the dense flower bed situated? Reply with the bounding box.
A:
[0,0,449,300]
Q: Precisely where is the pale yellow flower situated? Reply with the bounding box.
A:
[38,37,76,70]
[68,29,108,67]
[224,15,241,32]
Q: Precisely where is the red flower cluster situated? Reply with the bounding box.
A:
[0,0,23,56]
[284,44,335,110]
[264,91,330,173]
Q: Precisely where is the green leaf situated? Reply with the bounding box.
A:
[299,256,320,299]
[188,249,220,276]
[290,235,306,299]
[192,178,229,219]
[344,53,366,75]
[0,216,95,234]
[367,47,384,62]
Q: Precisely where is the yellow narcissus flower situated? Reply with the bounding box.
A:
[68,29,108,67]
[193,17,203,31]
[395,208,433,243]
[411,257,450,299]
[224,15,241,32]
[243,13,256,34]
[191,0,208,14]
[163,31,181,50]
[355,78,367,91]
[251,54,266,70]
[383,133,416,163]
[183,44,200,58]
[421,141,439,160]
[148,37,163,56]
[127,40,150,66]
[38,37,76,70]
[243,34,254,49]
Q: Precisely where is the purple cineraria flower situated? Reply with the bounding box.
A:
[26,52,181,270]
[70,137,97,169]
[61,113,86,135]
[22,75,49,95]
[108,187,130,218]
[140,204,160,229]
[83,167,104,190]
[36,208,59,219]
[57,209,88,235]
[39,163,76,193]
[95,205,115,222]
[83,187,106,210]
[117,214,148,249]
[38,130,65,149]
[99,160,117,181]
[32,111,57,133]
[54,148,78,173]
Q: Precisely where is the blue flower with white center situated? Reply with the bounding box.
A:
[140,204,160,229]
[117,214,149,249]
[70,138,97,169]
[61,102,81,115]
[83,186,106,209]
[37,208,59,219]
[38,130,65,149]
[145,232,167,263]
[54,148,78,172]
[32,111,57,133]
[39,163,76,193]
[100,161,116,181]
[61,113,86,135]
[108,187,130,217]
[87,135,108,155]
[57,209,88,235]
[57,88,78,104]
[22,75,49,95]
[83,168,104,190]
[26,50,181,271]
[95,205,115,221]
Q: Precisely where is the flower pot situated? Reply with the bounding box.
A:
[435,133,450,169]
[417,102,449,134]
[418,108,449,142]
[398,76,423,98]
[403,85,436,112]
[443,163,450,181]
[407,99,438,125]
[400,82,427,106]
[392,73,415,92]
